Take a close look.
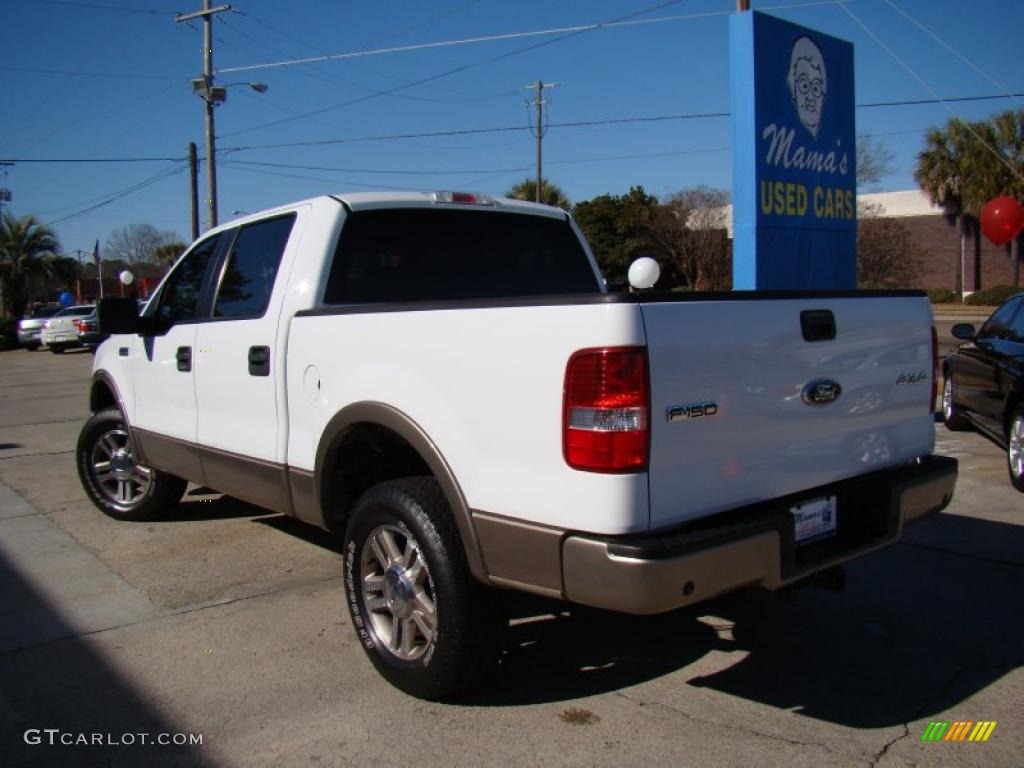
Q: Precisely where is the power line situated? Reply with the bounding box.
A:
[218,0,691,139]
[839,1,1024,184]
[217,90,1024,154]
[882,0,1024,111]
[0,65,180,80]
[216,0,844,76]
[28,0,168,14]
[2,156,185,163]
[43,162,188,226]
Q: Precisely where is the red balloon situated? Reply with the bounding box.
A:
[980,196,1024,246]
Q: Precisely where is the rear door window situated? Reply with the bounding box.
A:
[213,214,295,319]
[324,209,598,304]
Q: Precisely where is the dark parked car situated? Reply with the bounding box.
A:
[17,305,61,350]
[75,311,104,351]
[75,300,147,352]
[942,292,1024,491]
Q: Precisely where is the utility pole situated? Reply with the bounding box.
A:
[176,2,231,230]
[737,0,750,10]
[524,80,558,203]
[0,161,13,219]
[73,249,86,303]
[188,142,200,240]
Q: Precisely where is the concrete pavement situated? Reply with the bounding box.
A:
[0,347,1021,767]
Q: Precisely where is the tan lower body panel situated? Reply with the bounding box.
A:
[472,512,564,598]
[562,532,783,615]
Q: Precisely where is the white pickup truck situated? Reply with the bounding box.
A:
[78,191,957,699]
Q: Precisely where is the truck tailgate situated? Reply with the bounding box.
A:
[641,295,935,529]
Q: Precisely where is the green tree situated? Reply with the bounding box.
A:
[505,177,571,209]
[0,213,61,322]
[972,111,1024,286]
[153,241,188,266]
[915,119,972,294]
[572,186,670,286]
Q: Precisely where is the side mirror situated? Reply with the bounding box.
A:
[951,323,976,341]
[627,257,661,290]
[98,298,143,335]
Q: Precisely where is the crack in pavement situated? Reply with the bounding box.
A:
[0,449,74,462]
[869,724,910,767]
[871,660,1022,766]
[0,417,85,428]
[614,691,873,765]
[0,574,343,657]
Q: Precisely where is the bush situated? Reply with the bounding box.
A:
[964,285,1021,306]
[926,288,959,304]
[0,317,18,350]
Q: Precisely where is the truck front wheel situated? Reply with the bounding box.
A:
[343,477,500,700]
[76,407,187,521]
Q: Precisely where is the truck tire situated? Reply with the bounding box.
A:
[76,407,187,521]
[50,345,65,354]
[343,477,501,700]
[1008,406,1024,493]
[942,375,971,431]
[24,343,39,352]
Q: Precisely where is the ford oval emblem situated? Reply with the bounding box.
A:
[801,378,842,406]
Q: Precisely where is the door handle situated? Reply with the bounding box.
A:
[248,345,270,377]
[176,346,192,372]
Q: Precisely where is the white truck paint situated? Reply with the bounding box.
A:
[81,191,958,699]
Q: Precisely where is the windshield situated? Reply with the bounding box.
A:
[26,306,61,319]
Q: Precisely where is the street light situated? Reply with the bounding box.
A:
[190,79,268,230]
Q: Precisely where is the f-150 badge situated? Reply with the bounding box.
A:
[667,402,719,422]
[801,379,842,406]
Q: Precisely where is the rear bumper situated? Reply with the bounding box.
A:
[561,455,957,615]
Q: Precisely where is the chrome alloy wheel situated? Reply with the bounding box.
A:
[360,524,437,662]
[942,378,954,421]
[1010,414,1024,482]
[90,428,152,507]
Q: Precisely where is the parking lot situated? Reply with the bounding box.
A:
[1,347,1021,767]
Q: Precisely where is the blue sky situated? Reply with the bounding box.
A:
[4,0,1024,255]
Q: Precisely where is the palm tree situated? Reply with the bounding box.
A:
[0,213,61,322]
[915,119,971,294]
[505,178,571,210]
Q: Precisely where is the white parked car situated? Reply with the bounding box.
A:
[41,305,94,353]
[78,191,957,700]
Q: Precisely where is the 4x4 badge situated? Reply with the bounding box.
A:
[802,379,842,406]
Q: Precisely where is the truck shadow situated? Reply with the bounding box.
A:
[0,551,210,767]
[462,512,1024,728]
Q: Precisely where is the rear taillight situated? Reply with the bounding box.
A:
[930,325,938,413]
[563,346,649,472]
[73,320,83,331]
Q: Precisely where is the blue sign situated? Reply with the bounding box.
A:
[730,11,856,289]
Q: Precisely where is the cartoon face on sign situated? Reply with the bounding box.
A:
[787,36,827,138]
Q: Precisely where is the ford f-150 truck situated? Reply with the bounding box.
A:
[78,191,958,700]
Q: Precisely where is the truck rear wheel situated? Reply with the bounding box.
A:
[343,477,501,700]
[76,407,187,521]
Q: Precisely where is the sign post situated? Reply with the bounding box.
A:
[730,11,856,290]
